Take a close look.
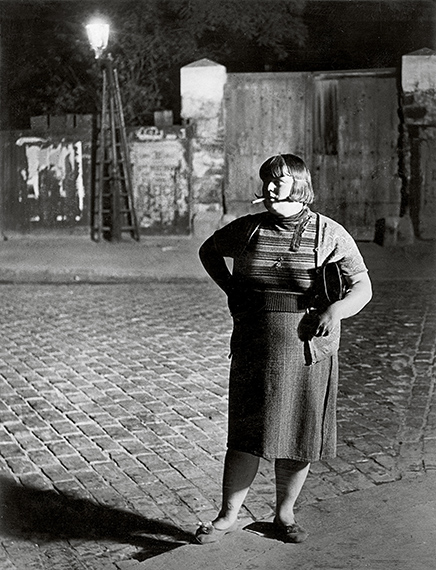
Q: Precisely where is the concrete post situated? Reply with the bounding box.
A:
[401,48,436,240]
[180,59,227,237]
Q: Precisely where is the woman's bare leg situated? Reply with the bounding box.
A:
[274,459,310,525]
[213,449,260,529]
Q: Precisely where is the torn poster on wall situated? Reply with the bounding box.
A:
[15,137,88,225]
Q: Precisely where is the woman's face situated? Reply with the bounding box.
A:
[261,174,304,217]
[262,174,294,202]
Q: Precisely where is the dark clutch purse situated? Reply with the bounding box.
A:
[313,261,346,309]
[312,213,347,309]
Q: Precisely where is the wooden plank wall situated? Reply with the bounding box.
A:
[313,70,401,239]
[412,134,436,239]
[224,72,312,218]
[224,68,401,240]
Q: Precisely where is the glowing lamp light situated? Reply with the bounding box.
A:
[86,19,110,59]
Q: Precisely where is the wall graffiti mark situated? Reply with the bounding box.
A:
[131,140,189,231]
[134,126,187,142]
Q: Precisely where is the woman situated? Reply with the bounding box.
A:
[196,154,372,544]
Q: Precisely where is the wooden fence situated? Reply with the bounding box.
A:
[224,68,401,240]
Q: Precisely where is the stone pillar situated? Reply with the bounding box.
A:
[401,48,436,240]
[0,24,4,236]
[180,59,227,237]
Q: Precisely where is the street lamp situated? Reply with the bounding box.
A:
[86,18,139,242]
[86,19,110,60]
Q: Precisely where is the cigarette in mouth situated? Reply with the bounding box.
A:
[251,197,265,204]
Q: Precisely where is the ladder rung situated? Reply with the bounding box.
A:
[96,225,137,232]
[97,207,134,212]
[97,160,125,165]
[96,206,133,211]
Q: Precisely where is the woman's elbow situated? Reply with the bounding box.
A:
[364,272,373,296]
[359,273,373,307]
[199,237,214,262]
[347,272,373,306]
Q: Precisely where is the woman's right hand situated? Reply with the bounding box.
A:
[227,281,263,317]
[226,280,246,316]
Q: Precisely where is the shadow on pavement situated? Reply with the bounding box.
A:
[0,476,193,561]
[243,520,277,539]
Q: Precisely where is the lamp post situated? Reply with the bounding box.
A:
[86,18,139,242]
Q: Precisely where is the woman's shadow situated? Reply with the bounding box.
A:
[0,476,194,562]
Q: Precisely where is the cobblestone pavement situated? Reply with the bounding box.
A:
[0,279,435,569]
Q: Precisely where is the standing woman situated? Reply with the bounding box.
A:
[196,154,372,544]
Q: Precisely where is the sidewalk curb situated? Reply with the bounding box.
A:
[0,238,435,283]
[128,473,436,570]
[0,271,209,285]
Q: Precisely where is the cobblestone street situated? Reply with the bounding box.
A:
[0,279,435,569]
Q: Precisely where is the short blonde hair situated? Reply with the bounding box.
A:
[259,154,314,204]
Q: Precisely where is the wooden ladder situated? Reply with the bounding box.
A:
[92,55,140,242]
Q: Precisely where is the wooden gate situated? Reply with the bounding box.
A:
[224,68,401,240]
[224,72,312,218]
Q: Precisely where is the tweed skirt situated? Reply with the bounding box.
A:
[227,310,338,462]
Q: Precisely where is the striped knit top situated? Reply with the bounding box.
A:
[212,208,367,312]
[236,208,317,295]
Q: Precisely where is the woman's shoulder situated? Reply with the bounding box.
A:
[216,212,267,234]
[312,210,342,227]
[312,211,353,237]
[212,212,268,256]
[313,211,366,269]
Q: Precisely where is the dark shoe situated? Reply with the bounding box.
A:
[273,518,308,543]
[194,520,238,544]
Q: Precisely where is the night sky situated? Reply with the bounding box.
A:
[0,0,434,128]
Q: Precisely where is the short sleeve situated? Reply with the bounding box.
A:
[325,222,368,277]
[212,215,259,258]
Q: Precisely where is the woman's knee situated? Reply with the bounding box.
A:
[275,458,310,472]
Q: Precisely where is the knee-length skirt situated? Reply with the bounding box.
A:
[227,310,338,462]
